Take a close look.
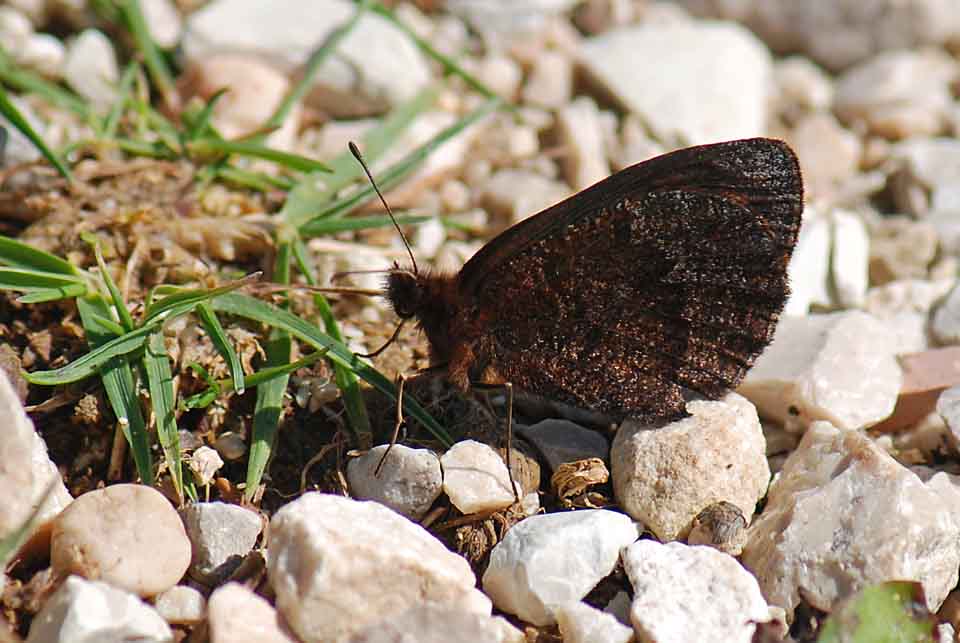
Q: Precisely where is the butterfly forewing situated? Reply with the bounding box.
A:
[459,138,803,421]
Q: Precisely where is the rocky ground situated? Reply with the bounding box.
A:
[2,0,960,642]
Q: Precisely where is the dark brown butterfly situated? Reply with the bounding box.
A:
[384,138,803,424]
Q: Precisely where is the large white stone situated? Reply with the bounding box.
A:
[182,0,430,116]
[347,444,442,521]
[268,493,488,642]
[481,509,638,626]
[51,484,191,597]
[739,311,902,431]
[441,440,516,514]
[580,21,772,145]
[27,576,172,643]
[0,370,71,543]
[612,393,769,541]
[624,541,771,643]
[742,422,960,618]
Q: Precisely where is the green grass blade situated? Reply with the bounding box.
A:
[196,301,245,394]
[16,284,89,303]
[371,2,506,104]
[292,237,370,445]
[299,213,429,236]
[24,322,156,385]
[0,236,82,275]
[143,331,185,501]
[103,61,140,139]
[280,85,439,230]
[84,233,135,331]
[0,83,72,180]
[245,243,293,501]
[247,327,290,501]
[143,274,259,324]
[117,0,177,110]
[296,96,500,230]
[183,351,325,409]
[0,267,85,290]
[187,138,331,173]
[211,292,451,445]
[0,48,91,118]
[215,165,295,191]
[77,296,153,485]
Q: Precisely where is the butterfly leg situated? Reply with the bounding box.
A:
[375,372,408,477]
[471,381,521,505]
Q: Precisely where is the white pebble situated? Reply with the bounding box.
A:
[482,509,638,626]
[347,444,442,521]
[441,440,516,514]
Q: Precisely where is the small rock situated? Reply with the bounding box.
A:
[213,431,247,460]
[786,114,860,199]
[554,601,633,643]
[516,419,609,472]
[345,604,524,643]
[889,137,960,222]
[783,208,830,315]
[612,393,769,542]
[27,576,173,643]
[16,33,65,78]
[63,29,119,111]
[481,509,638,626]
[480,169,570,224]
[140,0,181,49]
[347,444,442,521]
[932,281,960,344]
[864,277,954,318]
[180,53,299,151]
[835,49,956,139]
[414,218,447,259]
[829,209,870,308]
[868,215,938,284]
[742,422,960,619]
[188,445,224,487]
[679,0,960,72]
[208,582,294,643]
[556,96,610,190]
[182,0,430,117]
[873,347,960,433]
[613,115,664,170]
[471,54,523,100]
[180,502,262,584]
[739,311,903,431]
[0,7,32,54]
[441,440,516,514]
[686,501,749,556]
[268,493,489,642]
[938,385,960,450]
[579,21,772,145]
[522,49,573,109]
[624,541,772,643]
[773,55,834,115]
[448,0,579,48]
[51,484,191,597]
[153,584,206,626]
[0,370,72,543]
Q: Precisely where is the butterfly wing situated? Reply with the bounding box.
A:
[458,138,803,421]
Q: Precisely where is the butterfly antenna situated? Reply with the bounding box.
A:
[349,141,419,275]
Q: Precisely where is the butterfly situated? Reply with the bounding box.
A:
[384,138,803,424]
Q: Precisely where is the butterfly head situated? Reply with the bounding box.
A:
[385,264,423,319]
